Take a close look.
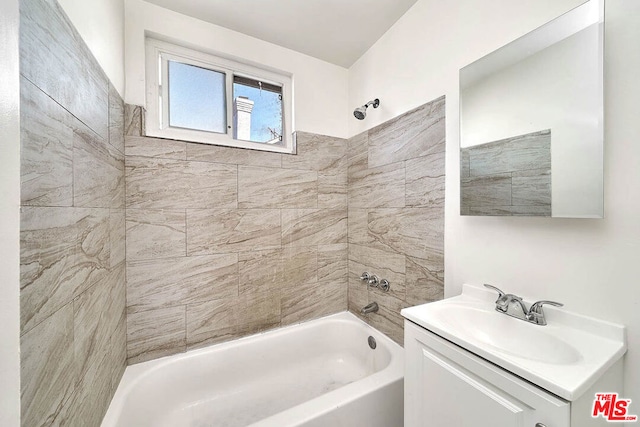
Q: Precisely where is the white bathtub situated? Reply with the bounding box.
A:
[102,311,404,427]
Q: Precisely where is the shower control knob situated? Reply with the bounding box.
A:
[535,424,547,427]
[360,272,371,281]
[367,275,380,288]
[379,279,391,292]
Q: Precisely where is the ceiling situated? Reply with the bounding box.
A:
[144,0,419,68]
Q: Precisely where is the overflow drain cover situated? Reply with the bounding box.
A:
[368,336,377,349]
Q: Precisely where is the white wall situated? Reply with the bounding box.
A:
[349,0,640,402]
[58,0,125,96]
[124,0,349,139]
[0,0,21,424]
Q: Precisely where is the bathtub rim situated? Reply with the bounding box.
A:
[102,310,404,427]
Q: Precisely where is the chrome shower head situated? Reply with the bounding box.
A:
[353,98,380,120]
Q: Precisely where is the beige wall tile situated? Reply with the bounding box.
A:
[238,249,284,296]
[238,166,317,209]
[318,243,348,282]
[282,246,318,288]
[127,254,238,313]
[406,151,446,208]
[21,206,110,334]
[406,256,444,306]
[126,157,237,209]
[281,279,347,325]
[368,96,445,169]
[73,127,125,208]
[126,209,186,260]
[125,135,186,160]
[109,209,126,267]
[186,293,280,349]
[318,171,347,209]
[282,132,347,172]
[20,77,74,207]
[20,303,76,427]
[348,244,406,301]
[186,141,282,167]
[187,209,281,255]
[282,209,347,247]
[124,104,144,136]
[108,83,125,154]
[348,162,405,208]
[127,306,186,364]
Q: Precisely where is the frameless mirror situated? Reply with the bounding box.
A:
[460,0,604,218]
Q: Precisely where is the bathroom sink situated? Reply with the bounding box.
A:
[401,284,626,401]
[429,304,582,365]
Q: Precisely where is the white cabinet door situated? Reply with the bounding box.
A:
[405,321,570,427]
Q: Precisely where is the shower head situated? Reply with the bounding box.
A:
[353,98,380,120]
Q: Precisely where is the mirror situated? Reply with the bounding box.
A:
[460,0,604,218]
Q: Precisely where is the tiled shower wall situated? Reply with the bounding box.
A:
[124,114,349,363]
[19,0,126,425]
[347,96,446,344]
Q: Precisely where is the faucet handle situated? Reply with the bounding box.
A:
[368,275,380,288]
[360,272,371,281]
[527,300,563,325]
[483,284,505,299]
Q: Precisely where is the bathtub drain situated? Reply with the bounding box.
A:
[368,336,377,349]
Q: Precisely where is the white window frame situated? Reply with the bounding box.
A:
[145,38,295,154]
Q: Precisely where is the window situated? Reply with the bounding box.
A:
[145,38,294,153]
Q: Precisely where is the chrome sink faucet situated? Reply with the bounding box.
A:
[484,284,563,326]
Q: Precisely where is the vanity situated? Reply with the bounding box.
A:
[401,284,627,427]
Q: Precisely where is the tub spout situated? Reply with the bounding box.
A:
[361,302,379,315]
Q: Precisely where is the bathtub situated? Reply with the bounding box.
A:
[101,311,404,427]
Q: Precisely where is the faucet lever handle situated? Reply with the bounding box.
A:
[528,300,563,314]
[483,284,505,299]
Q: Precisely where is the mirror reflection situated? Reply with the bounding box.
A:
[460,0,604,218]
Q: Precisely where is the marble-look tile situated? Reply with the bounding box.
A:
[318,244,348,282]
[20,76,74,207]
[282,209,347,247]
[368,96,445,169]
[238,166,317,209]
[126,209,186,260]
[347,276,369,321]
[460,150,470,178]
[461,174,512,208]
[124,104,144,136]
[109,209,126,267]
[467,129,551,177]
[347,209,373,245]
[318,171,347,209]
[21,206,110,333]
[186,293,280,350]
[20,0,109,139]
[367,208,444,265]
[125,136,187,160]
[127,306,186,364]
[348,244,406,301]
[348,162,405,208]
[510,205,552,216]
[108,83,125,154]
[282,246,318,288]
[363,291,409,346]
[187,209,281,255]
[58,350,113,427]
[347,131,368,172]
[186,142,282,167]
[281,279,347,325]
[281,132,347,172]
[406,256,444,306]
[126,157,237,209]
[109,309,127,393]
[127,254,238,313]
[20,303,76,427]
[73,266,121,379]
[406,150,446,208]
[238,249,283,296]
[73,126,125,208]
[512,169,552,206]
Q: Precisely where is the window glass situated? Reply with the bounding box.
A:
[233,76,283,144]
[168,61,226,133]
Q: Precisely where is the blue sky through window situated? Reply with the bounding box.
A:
[168,61,226,133]
[233,82,283,143]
